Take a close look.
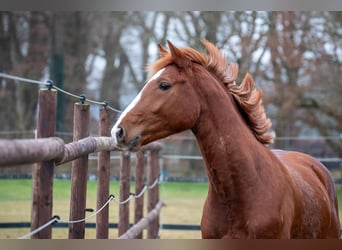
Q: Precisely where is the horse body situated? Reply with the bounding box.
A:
[190,66,339,238]
[111,40,340,238]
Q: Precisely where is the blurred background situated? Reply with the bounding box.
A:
[0,11,341,179]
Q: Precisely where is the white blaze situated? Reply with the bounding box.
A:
[111,68,165,142]
[147,67,165,83]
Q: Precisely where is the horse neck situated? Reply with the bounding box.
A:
[191,70,267,198]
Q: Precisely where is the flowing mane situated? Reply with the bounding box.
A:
[149,39,274,145]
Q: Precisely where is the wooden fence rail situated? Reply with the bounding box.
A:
[118,201,165,239]
[0,136,118,167]
[0,137,64,166]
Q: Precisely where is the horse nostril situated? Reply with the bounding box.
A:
[115,126,125,143]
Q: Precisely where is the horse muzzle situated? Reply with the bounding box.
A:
[112,126,141,152]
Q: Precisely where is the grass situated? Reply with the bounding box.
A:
[0,179,207,239]
[0,179,341,239]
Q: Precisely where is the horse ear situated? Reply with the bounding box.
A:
[167,40,188,68]
[158,44,169,57]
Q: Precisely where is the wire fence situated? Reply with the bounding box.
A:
[0,72,164,239]
[18,175,161,239]
[0,72,121,113]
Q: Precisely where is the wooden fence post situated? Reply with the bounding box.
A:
[118,152,131,237]
[134,150,145,239]
[147,145,161,239]
[31,88,57,239]
[68,102,90,239]
[96,107,110,239]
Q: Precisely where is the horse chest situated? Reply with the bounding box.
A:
[201,193,252,238]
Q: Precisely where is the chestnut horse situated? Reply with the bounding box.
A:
[111,40,340,238]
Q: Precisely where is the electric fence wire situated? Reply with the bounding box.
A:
[0,72,121,113]
[18,175,161,239]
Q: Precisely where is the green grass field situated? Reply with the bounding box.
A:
[0,179,341,239]
[0,179,208,239]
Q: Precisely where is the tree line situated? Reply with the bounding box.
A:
[0,11,341,155]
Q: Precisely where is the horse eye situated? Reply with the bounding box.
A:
[158,82,171,91]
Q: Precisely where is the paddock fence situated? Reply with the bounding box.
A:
[0,88,164,239]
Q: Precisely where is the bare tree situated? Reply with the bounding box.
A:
[265,12,341,155]
[0,12,50,132]
[97,12,171,125]
[1,11,340,156]
[0,12,17,131]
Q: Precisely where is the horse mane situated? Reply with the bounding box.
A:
[149,40,274,145]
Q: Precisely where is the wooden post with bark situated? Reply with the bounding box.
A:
[134,150,145,239]
[31,88,57,239]
[96,107,111,239]
[68,102,90,239]
[147,144,162,239]
[118,151,131,237]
